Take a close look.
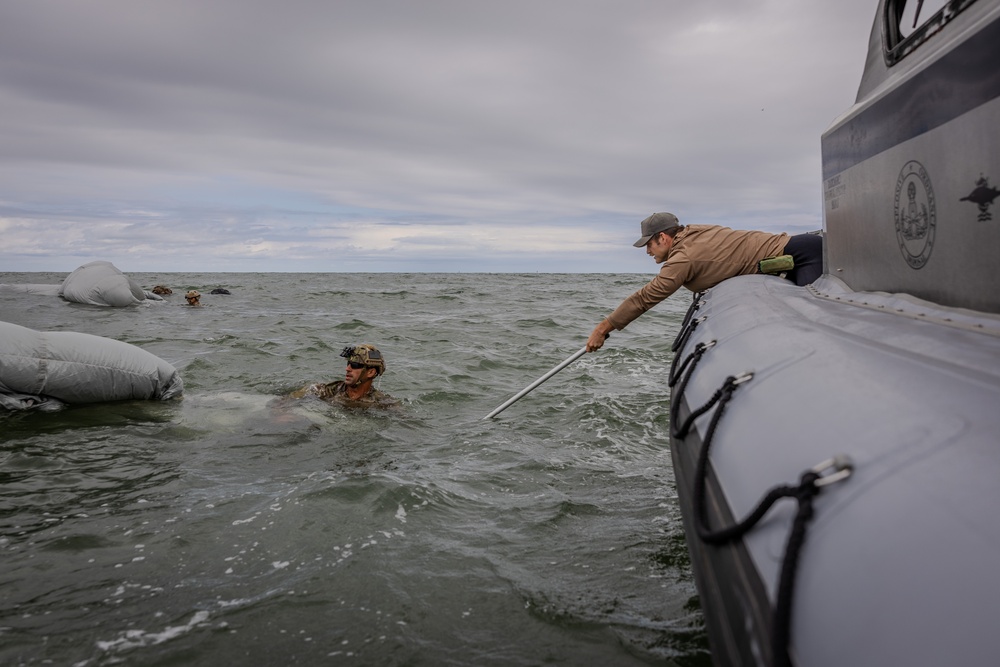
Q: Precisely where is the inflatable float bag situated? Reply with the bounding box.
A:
[0,321,183,409]
[59,261,147,307]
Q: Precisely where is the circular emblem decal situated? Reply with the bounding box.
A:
[893,160,936,269]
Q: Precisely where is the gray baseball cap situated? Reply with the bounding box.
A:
[633,212,680,247]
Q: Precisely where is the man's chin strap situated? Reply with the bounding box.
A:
[348,370,377,393]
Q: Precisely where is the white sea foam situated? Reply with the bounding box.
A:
[96,610,210,652]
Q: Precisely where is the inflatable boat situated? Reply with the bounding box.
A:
[0,321,183,411]
[668,1,1000,665]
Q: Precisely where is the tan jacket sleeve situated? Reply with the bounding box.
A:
[606,257,692,330]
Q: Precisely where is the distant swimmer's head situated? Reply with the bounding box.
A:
[340,344,385,376]
[185,290,201,305]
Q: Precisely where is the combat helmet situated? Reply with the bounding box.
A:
[340,344,385,376]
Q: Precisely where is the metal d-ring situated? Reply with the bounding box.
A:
[810,455,854,488]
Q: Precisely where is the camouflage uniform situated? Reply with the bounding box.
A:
[291,381,397,408]
[287,344,397,408]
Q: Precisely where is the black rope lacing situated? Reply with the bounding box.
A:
[668,344,724,439]
[671,292,706,355]
[668,340,714,389]
[674,370,852,667]
[677,291,706,339]
[668,292,707,406]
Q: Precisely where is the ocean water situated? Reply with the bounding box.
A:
[0,271,708,666]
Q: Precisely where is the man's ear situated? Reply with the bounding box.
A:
[366,368,378,380]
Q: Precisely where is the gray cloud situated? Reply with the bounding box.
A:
[0,0,877,272]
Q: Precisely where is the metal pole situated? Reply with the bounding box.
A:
[482,346,589,420]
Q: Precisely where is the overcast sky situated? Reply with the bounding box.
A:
[1,0,878,273]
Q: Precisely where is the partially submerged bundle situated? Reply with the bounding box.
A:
[0,321,183,411]
[59,260,154,306]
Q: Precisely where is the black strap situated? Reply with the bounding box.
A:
[670,367,739,441]
[668,340,712,389]
[678,371,848,667]
[671,292,705,354]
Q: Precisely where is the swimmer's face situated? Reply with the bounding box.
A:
[346,361,375,386]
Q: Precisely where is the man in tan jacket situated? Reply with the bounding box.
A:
[587,212,822,352]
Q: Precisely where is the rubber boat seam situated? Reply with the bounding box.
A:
[807,284,1000,338]
[715,278,1000,385]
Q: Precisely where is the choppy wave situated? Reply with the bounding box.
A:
[0,272,707,666]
